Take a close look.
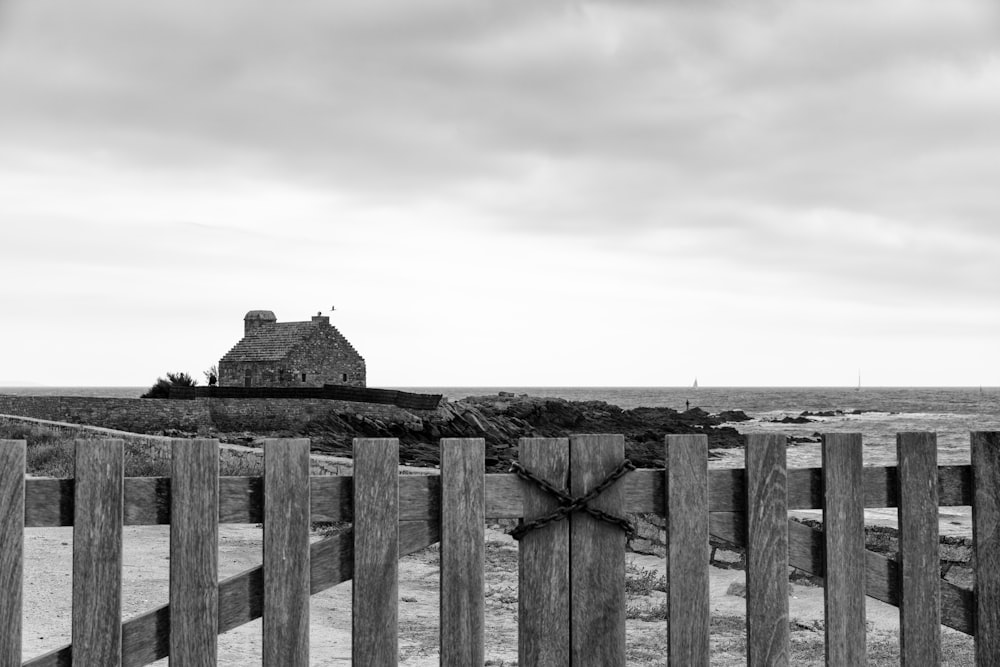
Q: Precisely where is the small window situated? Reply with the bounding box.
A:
[342,373,348,382]
[301,373,307,382]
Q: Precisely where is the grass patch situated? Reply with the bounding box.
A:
[625,562,668,596]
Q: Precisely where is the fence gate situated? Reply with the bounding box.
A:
[3,430,1000,665]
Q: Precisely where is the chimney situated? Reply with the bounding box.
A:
[311,311,330,326]
[244,310,277,336]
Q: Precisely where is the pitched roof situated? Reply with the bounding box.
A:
[220,321,317,363]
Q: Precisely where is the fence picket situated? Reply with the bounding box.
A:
[0,440,25,665]
[972,431,1000,665]
[665,434,710,666]
[440,438,485,666]
[897,431,941,665]
[519,437,570,667]
[170,438,220,665]
[73,439,124,666]
[570,434,626,666]
[821,433,866,666]
[353,438,399,666]
[745,433,790,666]
[263,438,311,666]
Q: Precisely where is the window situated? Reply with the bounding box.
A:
[342,373,348,382]
[301,373,307,382]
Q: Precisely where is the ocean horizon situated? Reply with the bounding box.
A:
[3,383,997,414]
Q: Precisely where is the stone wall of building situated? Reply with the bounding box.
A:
[285,317,366,388]
[0,394,420,435]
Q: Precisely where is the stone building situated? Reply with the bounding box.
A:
[218,310,366,388]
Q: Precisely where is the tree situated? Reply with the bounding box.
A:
[141,371,198,399]
[203,364,219,386]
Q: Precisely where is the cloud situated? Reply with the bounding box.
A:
[2,0,999,385]
[2,0,997,229]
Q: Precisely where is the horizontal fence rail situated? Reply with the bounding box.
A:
[1,431,998,666]
[19,463,978,527]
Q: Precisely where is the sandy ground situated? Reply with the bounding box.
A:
[22,524,976,665]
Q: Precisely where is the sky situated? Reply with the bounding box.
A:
[1,0,998,387]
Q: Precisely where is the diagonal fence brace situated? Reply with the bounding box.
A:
[508,459,636,540]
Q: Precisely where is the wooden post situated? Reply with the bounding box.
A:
[570,434,626,666]
[745,433,790,666]
[170,438,220,664]
[665,434,710,666]
[972,431,1000,665]
[897,432,940,665]
[353,438,399,666]
[263,438,311,666]
[73,439,124,666]
[822,433,866,666]
[0,439,25,665]
[440,438,485,666]
[519,437,570,667]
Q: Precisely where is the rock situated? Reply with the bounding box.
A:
[717,410,752,422]
[295,394,759,471]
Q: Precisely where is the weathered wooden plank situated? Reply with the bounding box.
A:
[897,432,941,665]
[973,431,1000,665]
[0,440,25,665]
[353,438,399,666]
[124,476,172,525]
[311,475,353,522]
[440,438,485,667]
[18,460,976,528]
[170,438,219,664]
[745,433,789,666]
[28,520,441,667]
[218,476,265,523]
[709,511,973,634]
[570,435,626,666]
[821,433,866,666]
[665,434,710,666]
[709,512,974,635]
[263,439,311,666]
[519,437,570,667]
[73,439,124,666]
[24,478,74,527]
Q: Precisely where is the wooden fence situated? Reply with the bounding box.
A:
[1,431,999,665]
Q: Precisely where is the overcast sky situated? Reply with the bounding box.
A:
[2,0,998,387]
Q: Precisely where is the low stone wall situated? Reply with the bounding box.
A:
[0,395,209,433]
[205,396,418,432]
[0,394,428,435]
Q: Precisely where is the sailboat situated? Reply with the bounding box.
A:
[693,378,699,389]
[856,370,861,392]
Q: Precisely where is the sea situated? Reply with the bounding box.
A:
[4,385,998,465]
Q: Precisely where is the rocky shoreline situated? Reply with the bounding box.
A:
[228,393,750,471]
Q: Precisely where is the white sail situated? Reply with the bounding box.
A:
[693,378,699,389]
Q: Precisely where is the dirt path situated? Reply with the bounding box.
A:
[22,526,975,665]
